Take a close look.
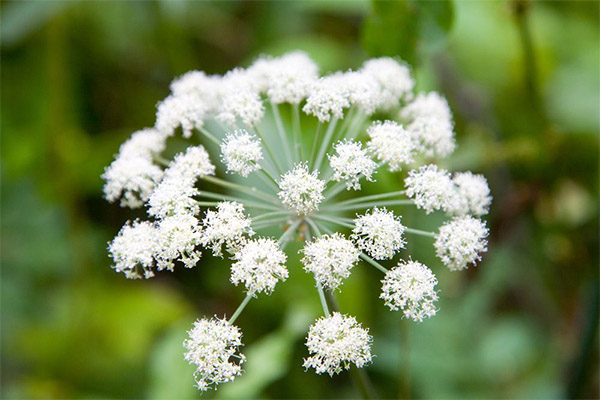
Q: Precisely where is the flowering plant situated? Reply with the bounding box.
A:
[103,51,491,391]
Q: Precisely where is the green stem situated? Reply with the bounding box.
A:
[351,366,376,400]
[404,227,436,238]
[277,219,302,246]
[292,103,303,161]
[198,126,222,146]
[251,210,292,222]
[316,283,330,316]
[229,294,252,325]
[252,124,284,175]
[203,175,280,204]
[359,253,388,274]
[196,191,280,211]
[321,200,414,212]
[309,122,323,169]
[334,191,407,206]
[313,118,339,172]
[271,102,294,168]
[257,167,280,193]
[313,214,354,229]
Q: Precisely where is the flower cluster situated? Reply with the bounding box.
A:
[103,51,492,391]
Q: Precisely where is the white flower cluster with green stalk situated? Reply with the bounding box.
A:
[102,51,492,391]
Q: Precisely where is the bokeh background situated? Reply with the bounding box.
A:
[1,1,598,399]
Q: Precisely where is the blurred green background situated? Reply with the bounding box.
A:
[1,1,598,399]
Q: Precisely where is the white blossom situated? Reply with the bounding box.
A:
[435,216,489,271]
[103,155,163,209]
[155,94,207,138]
[155,214,203,271]
[218,69,264,127]
[230,238,288,296]
[329,140,377,190]
[301,233,360,290]
[200,202,254,257]
[352,208,406,260]
[451,172,492,216]
[278,163,325,215]
[108,220,159,279]
[303,75,350,122]
[400,92,456,158]
[184,317,245,391]
[380,260,438,322]
[118,128,166,158]
[221,130,263,177]
[147,146,215,218]
[361,57,414,110]
[341,70,380,115]
[170,70,223,112]
[367,120,417,172]
[303,312,373,376]
[405,165,459,214]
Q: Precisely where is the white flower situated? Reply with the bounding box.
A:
[218,69,264,127]
[380,260,438,322]
[220,130,263,177]
[405,165,459,214]
[301,233,360,290]
[118,128,166,158]
[361,57,414,110]
[170,70,223,112]
[352,208,406,260]
[329,140,377,190]
[148,146,215,218]
[102,155,164,209]
[400,92,456,158]
[249,51,319,104]
[155,94,207,138]
[200,202,254,257]
[278,163,325,215]
[341,70,380,115]
[451,172,492,216]
[108,220,158,279]
[230,238,288,296]
[155,214,202,271]
[303,75,351,122]
[367,120,417,172]
[303,312,373,376]
[183,317,245,392]
[434,216,489,271]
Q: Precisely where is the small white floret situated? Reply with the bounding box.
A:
[221,130,263,177]
[183,317,245,392]
[451,172,492,216]
[434,216,489,271]
[361,57,414,110]
[367,120,417,172]
[303,75,350,123]
[405,165,459,214]
[218,69,265,127]
[303,312,373,376]
[301,233,360,290]
[329,140,377,190]
[230,237,288,296]
[108,220,159,279]
[170,71,223,113]
[380,260,438,322]
[278,163,326,216]
[103,156,164,209]
[200,202,254,257]
[155,214,203,271]
[156,94,207,138]
[352,207,406,260]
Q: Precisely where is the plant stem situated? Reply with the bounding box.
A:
[251,210,292,222]
[257,168,280,192]
[198,126,222,146]
[271,102,294,168]
[309,122,323,169]
[253,124,284,175]
[202,175,280,204]
[359,253,388,274]
[277,219,302,246]
[313,118,339,171]
[321,199,414,212]
[196,191,281,211]
[292,103,303,161]
[404,227,436,238]
[316,283,330,315]
[312,214,354,229]
[229,294,252,325]
[334,191,407,206]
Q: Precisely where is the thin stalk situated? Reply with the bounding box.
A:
[203,175,280,204]
[229,294,252,325]
[253,124,284,174]
[251,210,292,222]
[400,322,411,399]
[404,227,436,238]
[252,216,292,229]
[313,118,339,171]
[270,102,294,168]
[292,103,303,161]
[316,283,330,315]
[309,122,323,169]
[198,126,222,146]
[334,191,407,206]
[277,219,302,246]
[333,106,356,144]
[313,214,354,229]
[304,217,322,238]
[351,366,376,400]
[257,168,280,193]
[321,199,414,212]
[196,191,280,211]
[359,253,388,274]
[323,180,350,201]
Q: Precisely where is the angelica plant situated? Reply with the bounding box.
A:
[103,51,491,392]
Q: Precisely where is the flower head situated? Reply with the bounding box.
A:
[301,233,360,290]
[155,214,202,271]
[183,317,245,391]
[361,57,414,110]
[230,238,288,296]
[352,208,406,260]
[200,202,254,257]
[405,165,459,214]
[156,94,207,138]
[367,120,417,172]
[303,312,373,376]
[380,260,438,322]
[435,216,489,271]
[170,70,223,112]
[452,172,492,216]
[329,140,377,190]
[303,75,351,123]
[108,220,158,279]
[278,163,325,215]
[220,130,263,177]
[218,69,264,127]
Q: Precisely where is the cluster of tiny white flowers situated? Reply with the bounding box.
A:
[220,130,264,177]
[329,140,377,190]
[183,317,245,391]
[278,163,325,215]
[380,260,439,322]
[435,216,489,271]
[301,233,360,290]
[200,201,254,257]
[352,208,406,260]
[367,120,416,172]
[303,312,373,376]
[230,238,288,296]
[103,51,493,391]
